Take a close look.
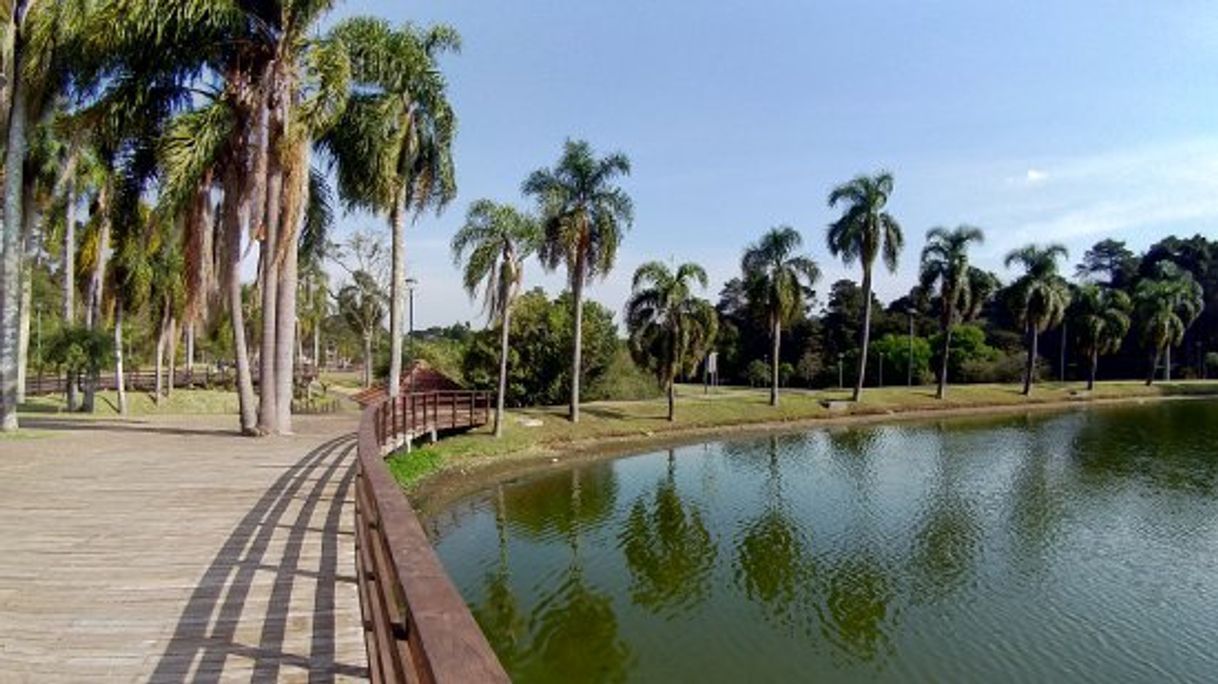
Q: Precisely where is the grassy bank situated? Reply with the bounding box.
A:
[389,380,1218,491]
[20,389,242,416]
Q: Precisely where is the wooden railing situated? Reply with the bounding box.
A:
[24,365,319,396]
[354,391,507,683]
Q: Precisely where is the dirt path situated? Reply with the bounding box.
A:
[0,414,367,682]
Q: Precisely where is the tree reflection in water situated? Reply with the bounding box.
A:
[909,431,981,604]
[619,449,717,617]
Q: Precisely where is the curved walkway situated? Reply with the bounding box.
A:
[0,414,368,682]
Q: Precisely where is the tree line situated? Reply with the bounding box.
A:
[452,158,1211,434]
[0,1,460,435]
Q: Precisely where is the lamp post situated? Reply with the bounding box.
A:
[1059,320,1067,382]
[907,307,916,387]
[838,352,844,390]
[405,278,417,395]
[35,304,43,389]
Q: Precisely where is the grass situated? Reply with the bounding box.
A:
[389,380,1218,490]
[20,389,242,417]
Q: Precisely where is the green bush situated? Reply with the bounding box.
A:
[960,350,1035,383]
[871,333,933,384]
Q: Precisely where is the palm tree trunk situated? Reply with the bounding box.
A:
[362,334,373,388]
[167,317,177,399]
[937,325,952,400]
[313,322,321,371]
[185,321,194,376]
[222,168,257,434]
[84,184,110,413]
[388,206,406,400]
[0,72,27,432]
[569,258,586,423]
[1147,349,1161,386]
[274,227,298,433]
[1023,326,1038,395]
[1088,350,1098,391]
[257,187,282,434]
[155,307,166,405]
[63,187,75,324]
[853,267,873,402]
[495,303,511,438]
[114,300,127,416]
[667,378,676,421]
[770,315,780,406]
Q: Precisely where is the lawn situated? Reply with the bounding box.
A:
[388,380,1218,490]
[20,389,243,416]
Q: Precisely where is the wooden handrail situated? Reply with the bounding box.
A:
[355,392,506,683]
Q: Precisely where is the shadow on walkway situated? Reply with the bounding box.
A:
[149,433,368,682]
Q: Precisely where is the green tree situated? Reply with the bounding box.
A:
[336,271,386,388]
[827,171,904,402]
[451,199,540,437]
[524,139,633,423]
[1072,285,1132,390]
[625,261,718,421]
[872,333,932,385]
[741,226,820,406]
[325,17,459,409]
[919,225,985,399]
[1136,263,1203,385]
[1005,244,1071,395]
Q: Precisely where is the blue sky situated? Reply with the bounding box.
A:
[324,1,1218,329]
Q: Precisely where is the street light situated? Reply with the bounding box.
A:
[906,307,916,387]
[838,352,844,390]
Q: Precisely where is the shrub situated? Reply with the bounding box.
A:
[960,351,1036,384]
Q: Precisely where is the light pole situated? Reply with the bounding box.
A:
[838,352,844,390]
[35,304,43,388]
[907,307,915,387]
[405,278,417,395]
[1059,320,1067,382]
[877,347,883,387]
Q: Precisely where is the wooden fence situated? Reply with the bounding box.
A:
[354,391,506,683]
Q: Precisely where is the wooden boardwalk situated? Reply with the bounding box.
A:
[0,414,368,682]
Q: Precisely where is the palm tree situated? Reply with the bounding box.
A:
[451,199,541,437]
[919,225,985,399]
[1135,263,1204,385]
[741,227,820,406]
[336,271,387,388]
[1073,285,1131,391]
[524,139,633,423]
[625,261,718,421]
[325,17,459,408]
[827,171,904,402]
[1004,244,1071,395]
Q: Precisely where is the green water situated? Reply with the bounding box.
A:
[430,400,1218,682]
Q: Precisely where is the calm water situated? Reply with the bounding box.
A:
[430,400,1218,683]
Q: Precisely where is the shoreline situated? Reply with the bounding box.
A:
[409,388,1218,516]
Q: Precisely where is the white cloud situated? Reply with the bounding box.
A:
[1025,168,1048,184]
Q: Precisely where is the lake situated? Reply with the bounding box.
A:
[429,400,1218,682]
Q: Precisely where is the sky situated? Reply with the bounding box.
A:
[321,0,1218,329]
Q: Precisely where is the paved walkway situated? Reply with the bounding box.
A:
[0,414,368,682]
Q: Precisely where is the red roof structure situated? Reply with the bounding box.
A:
[350,360,464,406]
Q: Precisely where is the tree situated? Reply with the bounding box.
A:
[1135,263,1203,385]
[336,271,386,388]
[625,261,718,421]
[451,199,540,437]
[1073,285,1131,390]
[524,139,633,423]
[827,171,903,402]
[742,227,820,406]
[1004,244,1071,395]
[325,17,459,409]
[1076,239,1137,288]
[919,225,985,399]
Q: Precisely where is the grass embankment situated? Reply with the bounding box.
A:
[20,389,242,416]
[389,380,1218,491]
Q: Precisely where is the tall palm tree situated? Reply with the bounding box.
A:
[524,139,633,423]
[1073,285,1131,391]
[827,171,903,402]
[919,225,985,399]
[625,261,718,421]
[325,17,459,407]
[1135,263,1204,385]
[451,199,541,437]
[741,227,820,406]
[1004,244,1071,395]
